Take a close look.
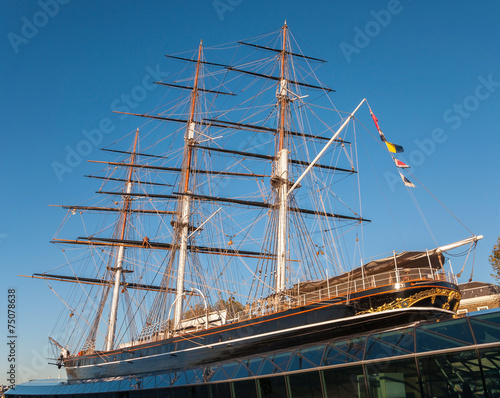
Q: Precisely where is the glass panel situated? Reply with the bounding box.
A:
[231,362,252,379]
[142,390,158,398]
[333,337,366,360]
[418,318,474,345]
[322,345,357,366]
[479,347,500,398]
[370,328,415,353]
[364,336,412,360]
[287,371,323,398]
[221,361,239,379]
[418,350,485,397]
[287,352,316,371]
[156,374,170,388]
[365,358,421,398]
[118,380,132,391]
[258,376,288,398]
[186,384,209,397]
[155,388,175,398]
[130,390,143,398]
[184,369,197,385]
[105,380,122,392]
[141,377,156,389]
[257,358,279,376]
[208,365,229,382]
[297,345,326,367]
[415,329,468,353]
[209,382,231,398]
[170,386,188,398]
[202,365,218,383]
[322,365,367,398]
[244,357,263,375]
[470,318,500,344]
[171,371,188,386]
[473,311,500,325]
[323,337,365,366]
[232,379,258,398]
[270,352,293,372]
[96,382,110,393]
[191,368,204,384]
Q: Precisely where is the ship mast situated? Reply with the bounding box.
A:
[173,41,203,329]
[275,22,289,293]
[106,128,139,351]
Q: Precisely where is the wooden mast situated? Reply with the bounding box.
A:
[106,128,139,351]
[275,22,289,293]
[173,41,203,329]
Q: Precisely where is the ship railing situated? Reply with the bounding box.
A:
[229,267,456,323]
[121,269,456,339]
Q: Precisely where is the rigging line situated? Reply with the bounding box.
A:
[287,28,327,67]
[317,181,348,275]
[358,131,407,249]
[210,210,271,287]
[290,197,325,280]
[404,170,475,236]
[455,241,476,278]
[103,128,136,150]
[353,123,365,263]
[61,249,105,318]
[214,206,268,244]
[250,209,276,299]
[118,289,140,346]
[53,208,73,239]
[407,187,438,247]
[445,244,479,257]
[44,281,95,333]
[302,103,345,139]
[50,259,95,348]
[469,243,476,282]
[179,28,279,55]
[207,83,277,126]
[317,182,360,218]
[341,141,355,170]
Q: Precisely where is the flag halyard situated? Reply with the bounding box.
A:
[369,104,414,188]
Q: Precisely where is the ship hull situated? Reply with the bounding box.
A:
[64,280,459,380]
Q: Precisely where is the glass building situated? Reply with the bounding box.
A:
[7,309,500,397]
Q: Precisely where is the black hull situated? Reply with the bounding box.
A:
[65,280,459,380]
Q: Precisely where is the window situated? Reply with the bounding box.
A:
[418,350,485,397]
[258,376,288,398]
[322,365,367,398]
[470,318,500,344]
[457,309,468,314]
[478,305,489,311]
[366,358,421,398]
[479,347,500,397]
[232,380,258,398]
[287,371,323,398]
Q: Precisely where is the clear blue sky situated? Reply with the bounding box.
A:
[1,0,499,384]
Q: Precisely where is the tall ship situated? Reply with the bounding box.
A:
[20,24,482,386]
